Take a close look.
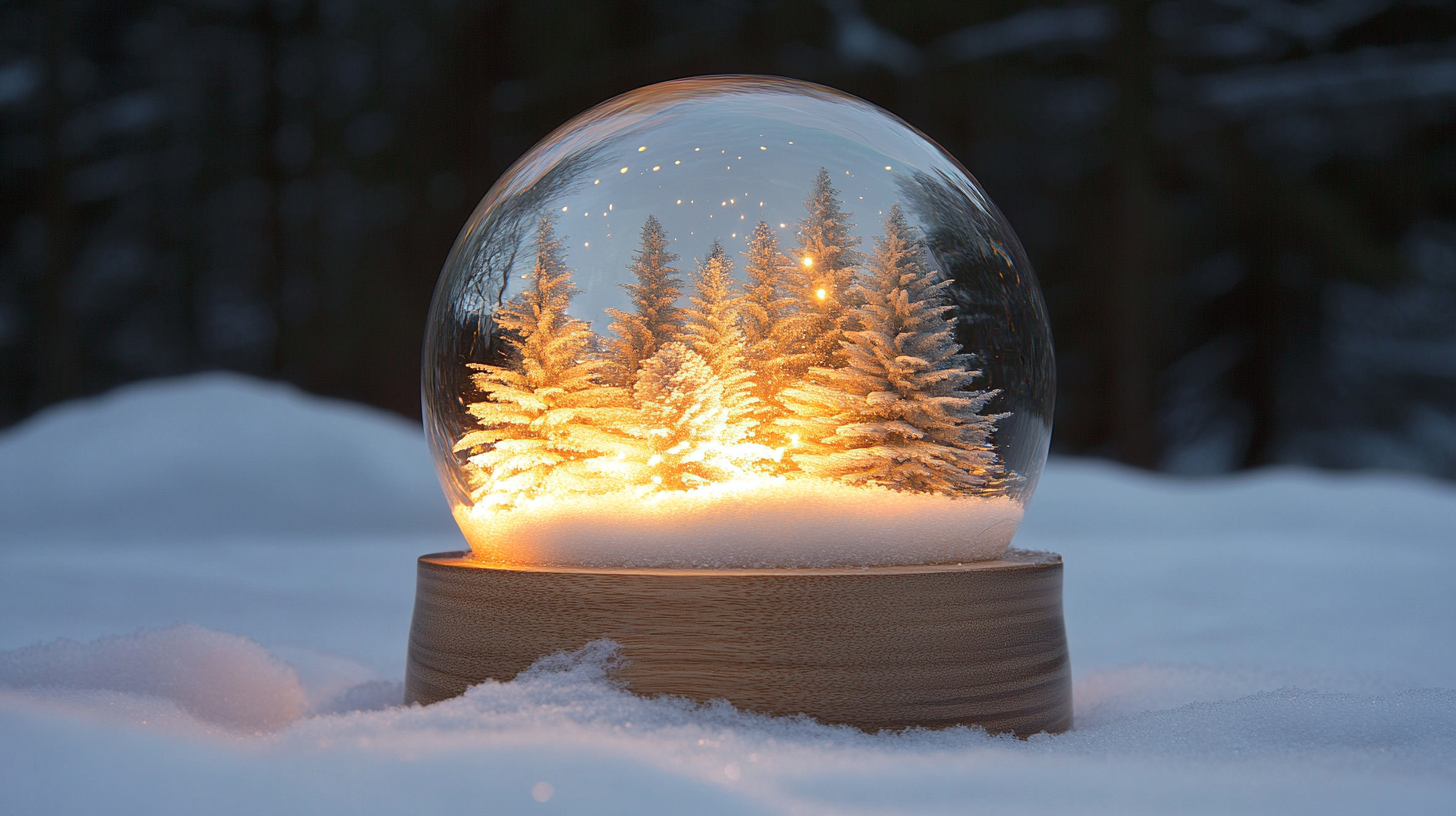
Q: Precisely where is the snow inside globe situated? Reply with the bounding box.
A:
[422,76,1054,570]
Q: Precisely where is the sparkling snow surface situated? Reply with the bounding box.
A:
[2,373,1454,815]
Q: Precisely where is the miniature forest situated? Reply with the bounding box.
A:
[452,169,1022,568]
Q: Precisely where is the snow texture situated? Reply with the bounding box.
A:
[455,478,1022,568]
[2,373,1455,814]
[0,625,306,732]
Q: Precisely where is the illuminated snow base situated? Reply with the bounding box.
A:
[454,478,1022,569]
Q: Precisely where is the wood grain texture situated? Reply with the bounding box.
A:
[404,549,1071,735]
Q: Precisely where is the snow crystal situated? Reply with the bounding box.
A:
[455,477,1023,568]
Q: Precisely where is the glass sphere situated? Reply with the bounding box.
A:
[422,76,1054,570]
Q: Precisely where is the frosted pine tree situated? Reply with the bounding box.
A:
[633,342,737,490]
[780,205,1007,494]
[785,168,862,372]
[453,215,640,507]
[740,221,807,435]
[606,216,683,385]
[683,241,757,445]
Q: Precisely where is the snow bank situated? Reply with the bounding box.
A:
[6,638,1451,815]
[316,641,1456,771]
[1,374,1454,814]
[457,478,1022,568]
[0,625,306,731]
[0,372,456,541]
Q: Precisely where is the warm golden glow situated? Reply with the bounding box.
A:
[816,288,827,300]
[802,257,813,267]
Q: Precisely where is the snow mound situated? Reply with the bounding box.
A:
[0,625,307,732]
[1,374,1455,813]
[285,641,1456,794]
[0,373,455,542]
[458,478,1022,568]
[5,639,1452,815]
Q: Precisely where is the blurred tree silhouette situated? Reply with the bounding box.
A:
[1,0,1453,477]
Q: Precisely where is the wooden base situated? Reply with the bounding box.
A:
[404,550,1072,735]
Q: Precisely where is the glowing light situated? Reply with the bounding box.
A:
[430,77,1043,572]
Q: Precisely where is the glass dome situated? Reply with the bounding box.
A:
[422,76,1054,570]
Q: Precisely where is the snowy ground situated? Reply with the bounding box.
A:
[1,373,1453,815]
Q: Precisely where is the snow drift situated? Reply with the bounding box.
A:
[0,372,455,541]
[0,373,1453,815]
[0,625,306,731]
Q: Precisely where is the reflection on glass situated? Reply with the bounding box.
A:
[422,76,1054,569]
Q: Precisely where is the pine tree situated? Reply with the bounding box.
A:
[780,205,1007,494]
[454,215,640,507]
[683,240,757,445]
[784,167,863,373]
[632,342,736,490]
[606,215,683,384]
[740,221,806,435]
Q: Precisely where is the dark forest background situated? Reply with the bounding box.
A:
[2,0,1454,477]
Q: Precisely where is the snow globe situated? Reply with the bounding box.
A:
[407,76,1067,734]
